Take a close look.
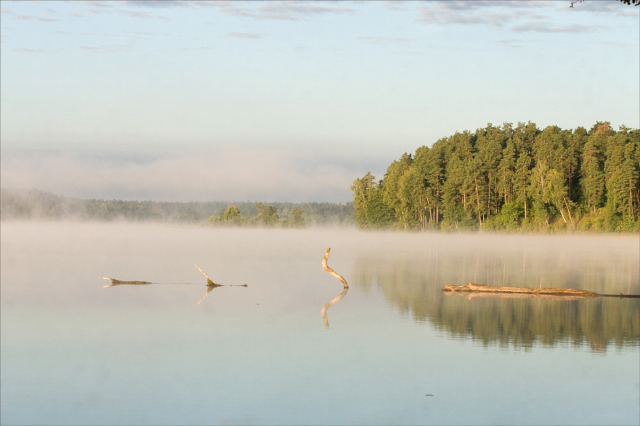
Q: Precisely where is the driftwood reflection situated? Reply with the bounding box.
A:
[195,283,224,306]
[321,287,349,327]
[445,291,596,301]
[321,247,349,327]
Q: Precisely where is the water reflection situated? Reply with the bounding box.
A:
[321,287,348,327]
[353,249,640,352]
[195,283,224,307]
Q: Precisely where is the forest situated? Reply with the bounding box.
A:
[351,122,640,232]
[0,188,354,226]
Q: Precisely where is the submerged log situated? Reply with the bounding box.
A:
[443,283,599,298]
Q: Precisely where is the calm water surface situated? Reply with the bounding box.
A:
[1,222,639,425]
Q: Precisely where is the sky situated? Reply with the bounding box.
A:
[1,0,638,202]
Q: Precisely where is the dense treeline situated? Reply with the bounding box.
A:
[352,122,640,232]
[0,188,354,226]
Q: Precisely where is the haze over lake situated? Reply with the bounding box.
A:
[2,222,638,425]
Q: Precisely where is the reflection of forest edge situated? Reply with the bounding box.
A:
[353,250,639,352]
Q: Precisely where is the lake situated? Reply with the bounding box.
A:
[1,222,638,425]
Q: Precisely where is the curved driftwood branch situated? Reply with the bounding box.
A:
[321,287,348,328]
[194,264,214,285]
[442,282,639,298]
[322,248,349,288]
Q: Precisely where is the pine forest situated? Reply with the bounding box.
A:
[351,122,640,232]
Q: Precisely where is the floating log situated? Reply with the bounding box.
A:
[443,283,640,298]
[100,277,154,287]
[322,248,349,288]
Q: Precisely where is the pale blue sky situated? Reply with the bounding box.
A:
[1,1,638,202]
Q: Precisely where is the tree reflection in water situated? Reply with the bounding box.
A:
[353,249,639,352]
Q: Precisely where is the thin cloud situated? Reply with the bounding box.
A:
[357,36,410,44]
[226,32,263,39]
[497,38,543,48]
[14,14,61,22]
[72,7,168,20]
[79,44,131,53]
[511,23,600,33]
[383,1,407,11]
[417,1,551,27]
[213,1,355,21]
[13,48,47,53]
[566,1,640,18]
[595,41,639,47]
[81,1,115,8]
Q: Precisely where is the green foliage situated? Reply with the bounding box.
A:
[220,205,242,225]
[255,202,279,227]
[351,172,394,229]
[351,122,640,233]
[501,202,524,229]
[289,207,305,228]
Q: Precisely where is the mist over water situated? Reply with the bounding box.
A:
[1,222,638,425]
[0,148,390,203]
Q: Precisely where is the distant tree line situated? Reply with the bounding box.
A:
[0,189,354,226]
[352,122,640,232]
[207,203,306,228]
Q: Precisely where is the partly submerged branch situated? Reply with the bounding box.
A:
[322,248,349,288]
[195,264,215,285]
[321,286,348,327]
